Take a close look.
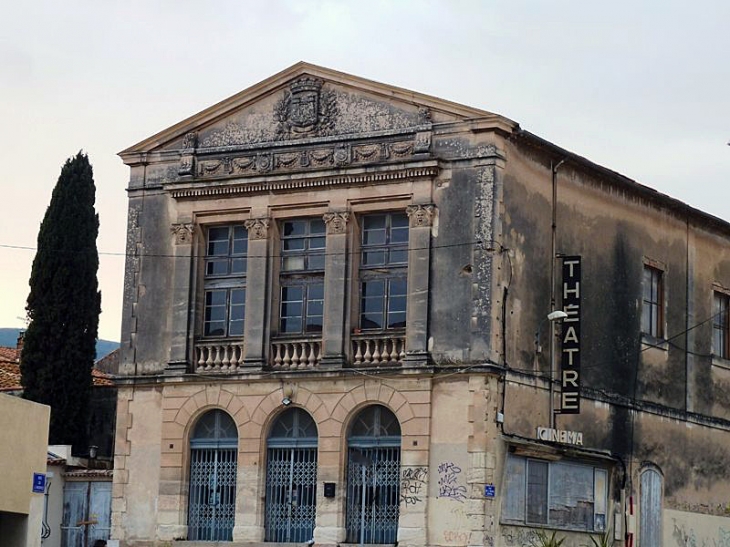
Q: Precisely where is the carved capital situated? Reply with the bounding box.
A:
[171,223,194,245]
[406,204,436,228]
[323,212,350,235]
[244,218,270,240]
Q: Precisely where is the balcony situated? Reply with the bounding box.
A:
[270,338,322,370]
[351,332,405,366]
[194,339,245,373]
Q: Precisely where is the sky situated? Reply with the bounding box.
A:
[1,0,728,342]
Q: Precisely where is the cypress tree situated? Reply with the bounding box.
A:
[21,152,101,450]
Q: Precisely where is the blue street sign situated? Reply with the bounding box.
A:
[484,484,495,498]
[32,473,46,494]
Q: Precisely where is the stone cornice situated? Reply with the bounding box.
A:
[169,163,439,200]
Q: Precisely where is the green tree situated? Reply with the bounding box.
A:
[21,152,101,449]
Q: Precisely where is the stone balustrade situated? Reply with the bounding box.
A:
[195,339,245,373]
[270,339,322,370]
[352,333,406,366]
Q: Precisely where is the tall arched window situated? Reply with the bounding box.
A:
[346,405,401,544]
[188,410,238,541]
[265,408,318,542]
[640,467,663,547]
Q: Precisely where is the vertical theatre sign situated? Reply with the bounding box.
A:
[561,256,581,413]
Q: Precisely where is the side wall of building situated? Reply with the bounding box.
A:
[0,394,50,547]
[496,135,730,544]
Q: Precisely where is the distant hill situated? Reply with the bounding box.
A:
[0,328,120,360]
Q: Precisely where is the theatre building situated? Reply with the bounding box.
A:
[112,63,730,547]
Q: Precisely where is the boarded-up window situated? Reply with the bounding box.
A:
[502,454,608,532]
[527,460,549,524]
[502,455,526,521]
[640,468,662,547]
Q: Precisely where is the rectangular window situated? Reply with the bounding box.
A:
[642,265,664,338]
[279,219,325,334]
[502,455,608,533]
[713,291,730,359]
[359,213,409,331]
[203,225,247,337]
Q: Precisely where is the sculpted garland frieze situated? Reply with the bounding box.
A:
[192,140,420,180]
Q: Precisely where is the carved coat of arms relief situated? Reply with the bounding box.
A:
[275,76,337,139]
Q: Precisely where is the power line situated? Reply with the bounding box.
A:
[0,238,495,260]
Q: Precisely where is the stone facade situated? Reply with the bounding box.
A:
[114,63,730,547]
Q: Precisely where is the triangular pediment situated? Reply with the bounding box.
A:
[119,62,515,160]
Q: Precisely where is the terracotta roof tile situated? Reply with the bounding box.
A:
[0,346,20,363]
[0,347,115,390]
[0,362,22,391]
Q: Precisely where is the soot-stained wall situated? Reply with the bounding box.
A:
[497,133,730,515]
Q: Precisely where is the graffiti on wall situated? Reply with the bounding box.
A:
[440,505,469,545]
[437,462,467,502]
[672,519,730,547]
[502,526,539,547]
[400,466,428,506]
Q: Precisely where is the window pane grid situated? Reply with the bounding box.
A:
[203,225,247,338]
[360,277,407,331]
[205,288,246,337]
[642,266,663,338]
[280,283,324,334]
[281,219,326,272]
[359,212,409,331]
[206,225,248,278]
[360,213,409,268]
[713,292,729,358]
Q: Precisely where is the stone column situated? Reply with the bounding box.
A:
[404,205,435,365]
[320,211,350,368]
[242,218,270,367]
[166,222,194,374]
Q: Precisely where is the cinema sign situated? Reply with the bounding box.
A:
[536,426,584,446]
[561,256,581,413]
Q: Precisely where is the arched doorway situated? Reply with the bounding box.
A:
[265,407,318,542]
[345,405,401,544]
[640,467,663,547]
[188,409,238,541]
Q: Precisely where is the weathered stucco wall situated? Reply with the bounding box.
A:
[0,393,50,547]
[493,133,730,542]
[113,387,163,542]
[111,373,504,547]
[665,509,730,546]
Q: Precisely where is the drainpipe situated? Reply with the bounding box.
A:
[550,158,566,429]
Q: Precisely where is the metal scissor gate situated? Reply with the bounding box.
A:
[188,410,238,541]
[345,405,401,544]
[265,408,318,543]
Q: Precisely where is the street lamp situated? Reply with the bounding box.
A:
[547,310,568,429]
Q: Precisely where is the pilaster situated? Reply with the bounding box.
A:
[320,211,350,368]
[166,222,194,374]
[242,218,270,367]
[404,204,435,365]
